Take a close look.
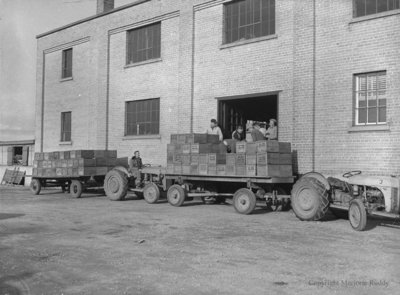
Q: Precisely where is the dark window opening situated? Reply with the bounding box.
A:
[61,112,72,142]
[13,146,23,165]
[354,0,400,17]
[62,48,73,79]
[224,0,275,44]
[218,95,278,139]
[126,22,161,64]
[126,98,160,136]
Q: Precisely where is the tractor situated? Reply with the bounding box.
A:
[291,171,400,231]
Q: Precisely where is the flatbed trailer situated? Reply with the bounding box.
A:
[30,174,106,198]
[133,167,296,214]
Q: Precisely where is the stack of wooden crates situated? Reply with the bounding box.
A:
[32,150,117,177]
[167,134,293,177]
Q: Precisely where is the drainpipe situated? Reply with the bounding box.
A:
[40,51,46,152]
[312,0,316,171]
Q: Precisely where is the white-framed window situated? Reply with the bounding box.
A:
[354,0,400,17]
[125,98,160,136]
[354,71,386,125]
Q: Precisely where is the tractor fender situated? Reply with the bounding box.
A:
[112,166,130,177]
[301,172,330,191]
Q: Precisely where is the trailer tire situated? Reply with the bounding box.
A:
[104,169,128,201]
[291,177,329,221]
[349,199,367,231]
[167,185,186,207]
[70,180,83,198]
[30,179,42,195]
[143,183,160,204]
[233,188,256,215]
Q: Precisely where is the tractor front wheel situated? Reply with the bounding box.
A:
[143,183,160,204]
[348,199,367,231]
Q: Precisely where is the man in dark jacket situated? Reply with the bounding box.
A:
[232,125,245,141]
[251,122,266,142]
[129,151,143,182]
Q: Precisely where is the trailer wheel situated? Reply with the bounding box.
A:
[104,169,128,201]
[167,185,186,207]
[70,180,83,198]
[233,188,256,215]
[30,179,42,195]
[349,199,367,231]
[143,183,160,204]
[291,177,329,221]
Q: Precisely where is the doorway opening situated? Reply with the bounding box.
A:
[217,93,278,139]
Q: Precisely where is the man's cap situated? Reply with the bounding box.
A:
[253,122,260,127]
[211,119,217,124]
[270,119,277,124]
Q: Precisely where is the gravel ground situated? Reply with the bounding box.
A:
[0,186,399,295]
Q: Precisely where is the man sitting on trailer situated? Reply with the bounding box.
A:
[206,119,223,142]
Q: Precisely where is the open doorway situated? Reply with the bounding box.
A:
[217,93,278,139]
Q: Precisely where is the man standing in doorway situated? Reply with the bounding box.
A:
[266,119,278,140]
[251,122,266,142]
[206,119,223,142]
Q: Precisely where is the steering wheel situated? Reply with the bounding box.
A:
[343,170,362,178]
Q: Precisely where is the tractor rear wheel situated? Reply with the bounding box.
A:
[104,169,128,201]
[348,199,367,231]
[167,185,186,207]
[143,183,160,204]
[30,179,42,195]
[291,177,329,221]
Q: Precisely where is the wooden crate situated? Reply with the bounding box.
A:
[280,165,293,177]
[217,165,226,176]
[208,153,217,165]
[257,165,280,177]
[182,165,191,174]
[245,143,257,155]
[173,165,182,174]
[236,142,246,153]
[191,154,199,164]
[170,134,178,144]
[166,164,174,174]
[236,154,246,165]
[208,164,217,175]
[70,150,95,159]
[246,165,256,176]
[211,143,227,154]
[246,155,257,165]
[207,134,220,143]
[226,154,236,165]
[190,143,211,154]
[198,164,208,175]
[257,152,280,165]
[198,154,208,164]
[236,165,246,176]
[226,165,236,176]
[190,164,199,174]
[186,133,208,144]
[279,153,292,165]
[182,144,191,154]
[181,155,191,165]
[177,134,186,144]
[167,152,174,164]
[173,154,182,164]
[279,142,292,154]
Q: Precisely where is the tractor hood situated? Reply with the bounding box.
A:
[340,175,399,188]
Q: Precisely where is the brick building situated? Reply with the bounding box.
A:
[35,0,400,175]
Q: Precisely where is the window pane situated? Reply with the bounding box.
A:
[125,99,160,135]
[358,92,367,107]
[368,107,377,123]
[378,107,386,122]
[355,0,366,16]
[377,0,388,12]
[367,74,376,90]
[366,0,377,15]
[367,92,377,107]
[358,108,367,124]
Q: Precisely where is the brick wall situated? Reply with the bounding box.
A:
[314,0,400,176]
[35,0,400,175]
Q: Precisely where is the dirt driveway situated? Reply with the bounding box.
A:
[0,186,399,295]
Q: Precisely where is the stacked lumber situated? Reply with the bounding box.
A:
[32,150,117,177]
[167,134,293,177]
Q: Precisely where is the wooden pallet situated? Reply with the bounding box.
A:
[1,167,26,186]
